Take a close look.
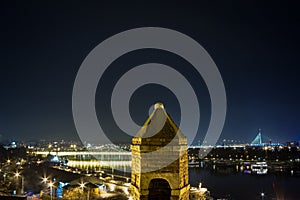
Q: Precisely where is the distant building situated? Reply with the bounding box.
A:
[62,177,106,199]
[286,141,296,147]
[3,141,17,150]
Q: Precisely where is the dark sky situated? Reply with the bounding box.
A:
[0,1,299,144]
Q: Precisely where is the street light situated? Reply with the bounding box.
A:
[261,192,265,200]
[80,183,85,190]
[49,182,54,200]
[40,176,49,198]
[42,177,48,183]
[15,172,20,194]
[80,182,88,200]
[15,171,24,194]
[15,172,20,178]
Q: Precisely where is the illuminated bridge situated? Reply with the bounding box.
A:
[35,151,131,157]
[251,129,263,146]
[250,129,283,147]
[34,148,132,171]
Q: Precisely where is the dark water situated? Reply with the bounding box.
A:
[189,168,300,200]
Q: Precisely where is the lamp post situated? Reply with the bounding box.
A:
[21,176,24,194]
[80,182,87,200]
[49,182,54,200]
[261,192,265,200]
[41,177,48,193]
[41,177,48,197]
[15,172,20,194]
[15,172,23,195]
[80,183,85,191]
[80,183,85,198]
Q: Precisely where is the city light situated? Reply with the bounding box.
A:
[1,137,299,199]
[48,181,54,200]
[108,183,115,192]
[48,182,54,187]
[80,183,85,189]
[2,3,300,200]
[261,192,265,200]
[42,177,48,183]
[14,171,24,195]
[123,187,129,195]
[15,172,20,177]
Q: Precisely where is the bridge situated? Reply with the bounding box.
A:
[250,129,283,147]
[34,150,132,172]
[34,151,131,156]
[251,129,263,146]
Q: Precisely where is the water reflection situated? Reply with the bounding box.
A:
[67,160,131,172]
[189,167,300,199]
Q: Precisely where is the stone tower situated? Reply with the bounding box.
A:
[130,103,190,200]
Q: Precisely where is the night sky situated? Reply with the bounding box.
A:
[1,1,299,144]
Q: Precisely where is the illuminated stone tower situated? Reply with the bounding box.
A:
[130,103,190,200]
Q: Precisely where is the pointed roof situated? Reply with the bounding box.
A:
[134,103,186,142]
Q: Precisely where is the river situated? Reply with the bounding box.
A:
[65,159,300,199]
[189,167,300,200]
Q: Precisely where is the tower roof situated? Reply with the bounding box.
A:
[134,103,186,141]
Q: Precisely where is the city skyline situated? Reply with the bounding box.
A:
[1,1,299,144]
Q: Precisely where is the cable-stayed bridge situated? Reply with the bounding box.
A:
[251,129,263,146]
[250,129,283,147]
